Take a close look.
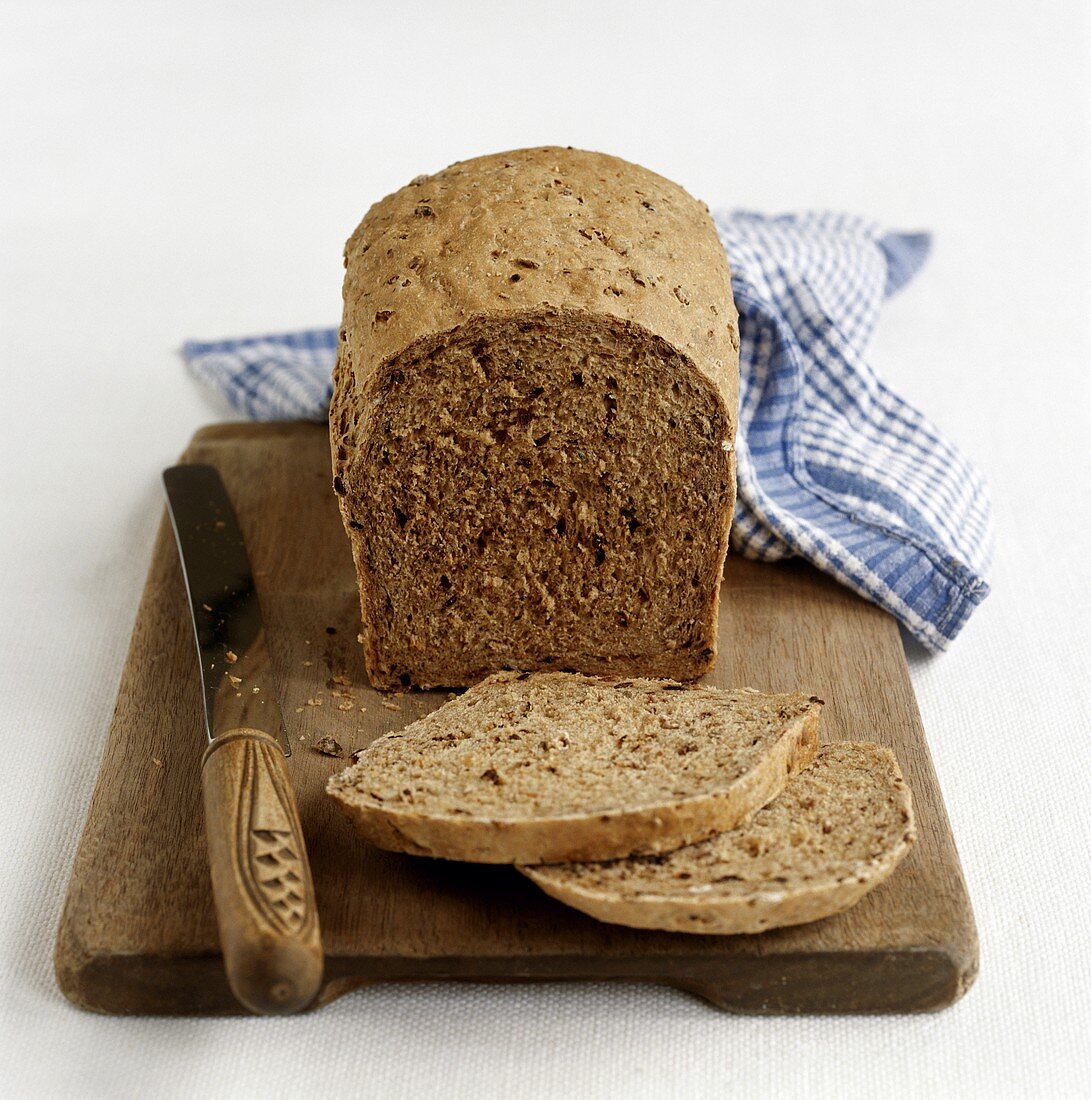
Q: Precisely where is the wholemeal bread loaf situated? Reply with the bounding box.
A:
[522,742,915,934]
[326,671,821,864]
[331,147,739,690]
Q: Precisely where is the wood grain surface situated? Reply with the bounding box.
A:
[54,422,978,1015]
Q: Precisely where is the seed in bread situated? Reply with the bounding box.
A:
[522,742,915,934]
[326,671,822,864]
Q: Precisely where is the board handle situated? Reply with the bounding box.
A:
[201,729,323,1014]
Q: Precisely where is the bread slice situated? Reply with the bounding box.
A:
[327,671,822,864]
[331,147,739,690]
[521,742,915,933]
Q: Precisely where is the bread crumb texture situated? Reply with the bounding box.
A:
[326,671,821,863]
[312,736,344,758]
[523,741,916,934]
[331,147,739,690]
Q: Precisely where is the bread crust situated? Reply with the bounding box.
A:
[331,148,739,690]
[525,858,908,934]
[336,147,738,413]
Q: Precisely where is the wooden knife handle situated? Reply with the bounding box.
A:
[201,729,323,1014]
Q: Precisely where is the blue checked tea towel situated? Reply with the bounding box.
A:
[183,211,992,652]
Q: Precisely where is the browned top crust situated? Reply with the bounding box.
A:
[340,145,739,423]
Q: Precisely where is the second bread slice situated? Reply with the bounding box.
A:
[521,742,915,933]
[327,671,822,864]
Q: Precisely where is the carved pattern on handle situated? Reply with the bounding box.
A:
[236,738,310,935]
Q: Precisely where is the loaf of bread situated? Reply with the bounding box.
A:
[522,742,916,934]
[331,147,739,690]
[326,671,821,864]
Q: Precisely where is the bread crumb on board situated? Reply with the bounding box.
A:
[225,650,238,663]
[380,698,402,712]
[312,736,344,757]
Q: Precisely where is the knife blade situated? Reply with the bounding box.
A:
[163,463,323,1015]
[162,463,290,755]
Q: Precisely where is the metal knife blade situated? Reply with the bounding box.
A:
[162,464,290,755]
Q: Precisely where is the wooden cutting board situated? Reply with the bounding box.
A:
[55,422,977,1015]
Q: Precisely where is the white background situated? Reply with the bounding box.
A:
[3,1,1090,1096]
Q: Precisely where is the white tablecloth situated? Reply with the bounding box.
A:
[2,2,1089,1096]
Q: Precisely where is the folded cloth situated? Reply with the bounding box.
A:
[183,210,991,651]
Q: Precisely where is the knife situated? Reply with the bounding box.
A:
[163,463,323,1015]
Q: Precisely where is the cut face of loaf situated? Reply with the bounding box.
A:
[522,742,916,935]
[332,147,739,690]
[326,671,822,864]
